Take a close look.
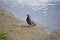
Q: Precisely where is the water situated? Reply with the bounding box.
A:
[0,0,60,33]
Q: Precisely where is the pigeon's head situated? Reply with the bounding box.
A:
[26,14,31,17]
[27,14,29,16]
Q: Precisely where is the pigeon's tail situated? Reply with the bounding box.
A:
[31,21,36,26]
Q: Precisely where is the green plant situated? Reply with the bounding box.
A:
[0,30,8,40]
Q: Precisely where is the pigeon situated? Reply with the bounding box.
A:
[26,14,36,26]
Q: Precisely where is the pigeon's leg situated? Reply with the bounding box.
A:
[28,25,32,28]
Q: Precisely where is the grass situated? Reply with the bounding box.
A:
[0,30,8,40]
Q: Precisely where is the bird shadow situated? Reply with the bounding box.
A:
[20,24,36,28]
[20,25,30,28]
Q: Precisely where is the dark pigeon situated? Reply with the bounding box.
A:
[26,14,36,26]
